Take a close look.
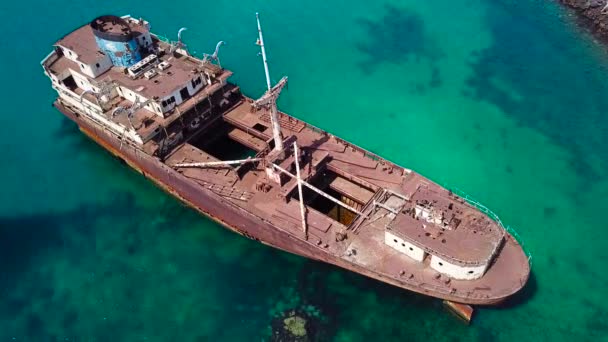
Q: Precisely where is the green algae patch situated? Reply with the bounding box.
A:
[283,315,307,337]
[270,308,328,342]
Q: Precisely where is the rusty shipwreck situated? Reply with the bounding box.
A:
[41,14,530,306]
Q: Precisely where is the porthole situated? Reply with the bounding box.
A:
[401,243,405,247]
[438,262,443,266]
[468,271,474,274]
[393,239,397,243]
[409,247,414,251]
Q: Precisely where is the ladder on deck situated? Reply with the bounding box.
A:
[199,181,253,202]
[348,189,387,233]
[260,112,306,133]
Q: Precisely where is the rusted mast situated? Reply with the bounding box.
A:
[255,12,284,152]
[293,142,308,238]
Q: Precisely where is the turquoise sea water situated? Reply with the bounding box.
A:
[1,0,607,340]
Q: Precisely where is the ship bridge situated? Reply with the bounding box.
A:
[42,15,235,151]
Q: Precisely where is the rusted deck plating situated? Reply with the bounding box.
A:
[43,14,530,305]
[167,100,530,303]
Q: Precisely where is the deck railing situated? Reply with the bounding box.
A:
[261,107,532,263]
[445,185,532,264]
[151,33,171,44]
[301,121,403,170]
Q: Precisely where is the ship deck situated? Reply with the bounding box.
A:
[164,99,530,303]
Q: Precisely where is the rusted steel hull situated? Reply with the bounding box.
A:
[443,301,474,324]
[55,100,519,305]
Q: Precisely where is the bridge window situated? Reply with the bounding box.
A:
[192,77,202,88]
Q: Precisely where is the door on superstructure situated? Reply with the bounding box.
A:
[180,87,191,102]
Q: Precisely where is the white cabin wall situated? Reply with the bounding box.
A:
[70,70,95,92]
[60,46,79,62]
[187,75,205,96]
[159,89,181,113]
[48,72,60,84]
[76,61,96,78]
[146,102,162,115]
[119,86,148,104]
[58,43,112,78]
[90,55,113,77]
[164,74,204,107]
[116,86,164,117]
[385,231,426,262]
[429,255,488,280]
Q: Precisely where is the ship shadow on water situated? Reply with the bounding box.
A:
[0,204,109,340]
[0,194,138,287]
[54,115,79,139]
[51,116,164,190]
[0,194,211,340]
[491,271,537,310]
[54,116,105,154]
[293,258,447,338]
[0,213,66,303]
[293,257,538,338]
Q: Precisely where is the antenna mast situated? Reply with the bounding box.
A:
[257,13,272,90]
[255,12,284,152]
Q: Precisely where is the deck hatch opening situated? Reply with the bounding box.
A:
[293,170,368,226]
[295,186,357,226]
[189,121,257,161]
[253,123,267,132]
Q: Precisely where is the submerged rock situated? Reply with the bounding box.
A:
[283,316,307,338]
[270,309,325,342]
[558,0,608,45]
